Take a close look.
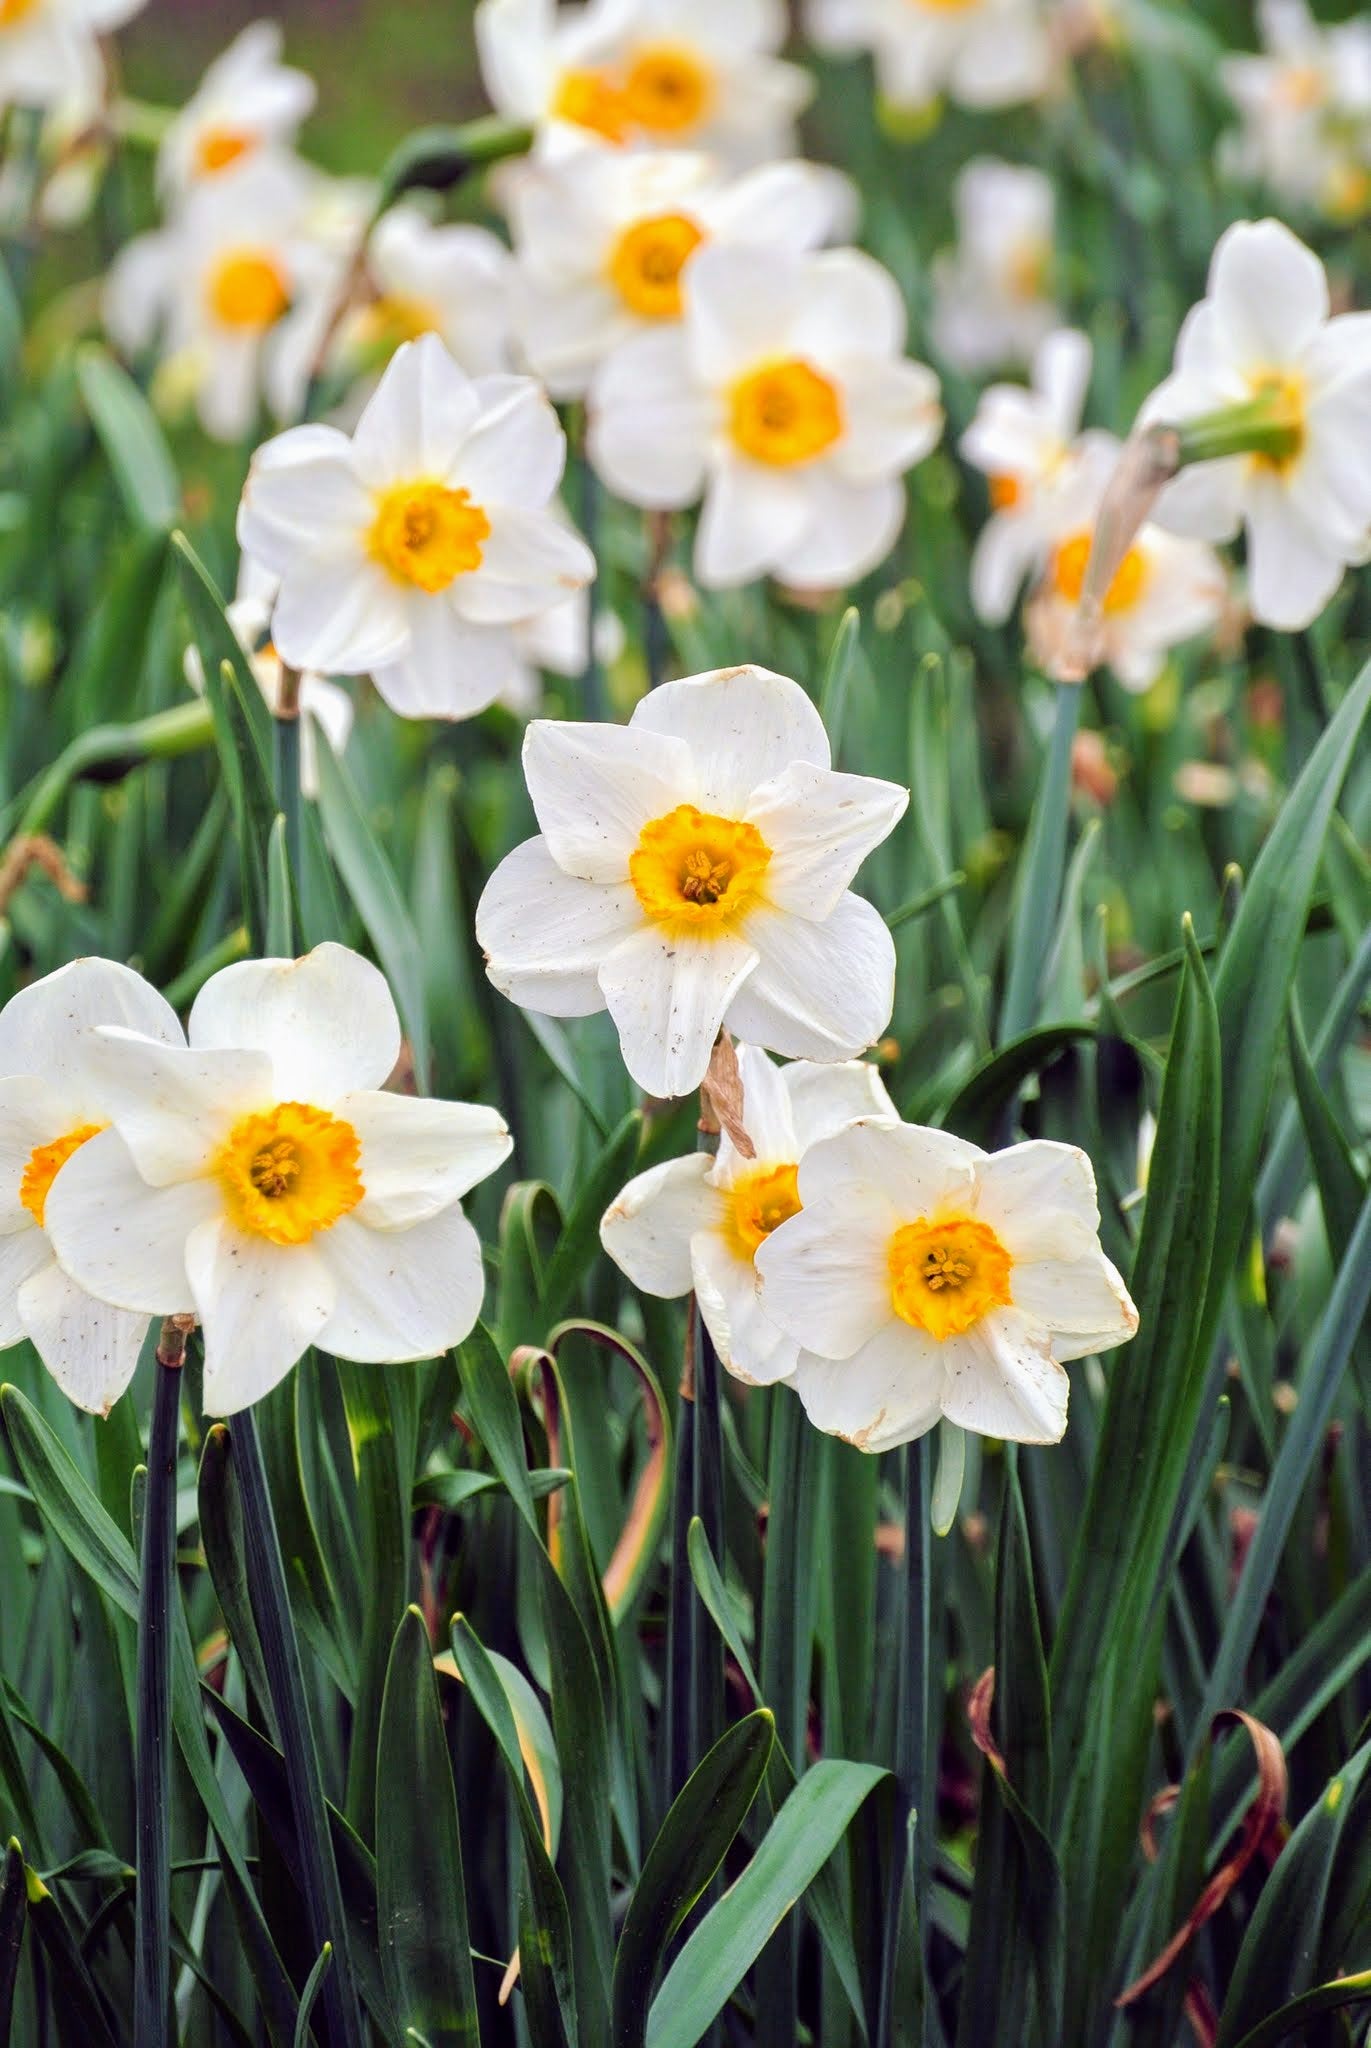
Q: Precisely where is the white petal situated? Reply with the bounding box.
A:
[797,1118,980,1218]
[0,1078,68,1230]
[0,1227,54,1346]
[833,357,942,485]
[236,423,375,568]
[727,894,896,1063]
[587,329,713,508]
[16,1260,148,1418]
[477,835,643,1016]
[598,927,759,1099]
[779,472,908,590]
[341,1092,511,1228]
[189,943,402,1102]
[452,508,595,626]
[683,243,809,382]
[692,1231,797,1386]
[1209,217,1330,370]
[788,1321,945,1452]
[970,517,1039,627]
[784,1058,896,1152]
[694,456,810,589]
[1243,473,1346,630]
[43,1131,217,1315]
[1010,1247,1138,1359]
[1150,460,1246,545]
[370,605,516,721]
[521,719,693,881]
[268,556,411,677]
[721,1043,796,1166]
[0,957,183,1107]
[752,1192,895,1358]
[971,1140,1104,1259]
[452,374,569,509]
[940,1308,1069,1444]
[349,332,482,488]
[1034,327,1092,438]
[81,1032,271,1184]
[191,1218,334,1416]
[600,1154,721,1296]
[745,761,908,921]
[629,665,830,812]
[314,1205,486,1361]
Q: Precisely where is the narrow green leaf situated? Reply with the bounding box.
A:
[1226,1971,1371,2048]
[133,1357,179,2048]
[0,1840,24,2042]
[819,606,860,760]
[75,343,178,529]
[266,813,294,957]
[613,1710,775,2048]
[455,1324,539,1538]
[645,1760,888,2048]
[998,683,1083,1044]
[197,1422,272,1721]
[294,1945,333,2048]
[376,1608,480,2045]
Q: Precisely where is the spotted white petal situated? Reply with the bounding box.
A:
[190,1218,334,1416]
[43,1131,216,1315]
[341,1093,511,1229]
[788,1322,945,1452]
[600,1153,722,1297]
[477,835,644,1016]
[312,1205,488,1362]
[188,943,402,1103]
[598,926,758,1100]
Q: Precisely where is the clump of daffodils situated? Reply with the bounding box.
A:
[476,0,813,166]
[1219,0,1371,224]
[589,242,943,590]
[755,1118,1138,1450]
[602,1043,896,1383]
[476,664,908,1099]
[237,332,596,720]
[28,944,511,1416]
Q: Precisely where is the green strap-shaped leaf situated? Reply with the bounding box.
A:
[612,1710,775,2048]
[376,1608,480,2045]
[197,1423,273,1722]
[455,1325,540,1539]
[644,1760,888,2048]
[75,343,179,529]
[133,1360,179,2048]
[0,1838,24,2042]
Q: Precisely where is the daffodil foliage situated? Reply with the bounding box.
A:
[0,5,1369,2048]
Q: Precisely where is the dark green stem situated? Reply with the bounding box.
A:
[877,1433,931,2048]
[133,1336,184,2048]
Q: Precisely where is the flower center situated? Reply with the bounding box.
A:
[0,0,41,26]
[216,1102,363,1246]
[888,1214,1013,1341]
[989,473,1022,512]
[1006,236,1051,301]
[724,1162,802,1261]
[906,0,980,12]
[629,805,772,935]
[19,1124,104,1228]
[368,480,491,592]
[609,212,704,319]
[552,66,631,143]
[730,360,844,468]
[195,126,255,175]
[207,250,290,330]
[1277,63,1326,110]
[1051,530,1148,614]
[621,44,713,135]
[357,293,442,347]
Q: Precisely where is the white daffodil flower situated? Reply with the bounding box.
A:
[1219,0,1371,221]
[1141,219,1371,632]
[1025,434,1227,690]
[755,1120,1138,1451]
[929,160,1058,376]
[475,665,908,1099]
[961,326,1094,625]
[339,205,515,378]
[477,0,812,165]
[236,332,596,721]
[806,0,1053,114]
[157,22,316,197]
[0,0,142,111]
[0,959,182,1415]
[183,581,352,799]
[104,151,340,442]
[43,944,512,1417]
[589,243,942,590]
[506,144,851,400]
[602,1043,895,1382]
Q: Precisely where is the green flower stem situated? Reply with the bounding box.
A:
[877,1433,932,2048]
[1172,395,1303,468]
[231,1407,365,2048]
[133,1323,189,2048]
[12,700,215,839]
[272,668,303,891]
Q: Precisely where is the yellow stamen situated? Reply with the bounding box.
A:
[368,480,491,592]
[0,0,41,25]
[989,473,1022,512]
[195,126,255,176]
[552,66,631,143]
[355,293,442,347]
[608,212,704,319]
[724,1163,802,1261]
[888,1214,1013,1341]
[630,805,771,936]
[208,250,290,330]
[1006,236,1052,302]
[621,44,713,136]
[216,1102,363,1246]
[730,359,844,468]
[1245,369,1306,473]
[19,1124,105,1228]
[1051,530,1148,614]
